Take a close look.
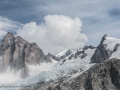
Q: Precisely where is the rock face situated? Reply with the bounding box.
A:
[47,53,60,61]
[81,53,87,59]
[0,32,51,76]
[83,45,95,50]
[91,34,112,63]
[47,58,120,90]
[73,49,88,60]
[56,49,72,60]
[113,44,120,52]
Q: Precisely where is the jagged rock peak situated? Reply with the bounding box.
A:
[83,45,95,50]
[48,53,53,56]
[4,32,14,39]
[90,34,112,63]
[2,32,14,42]
[100,34,107,45]
[0,32,51,77]
[47,53,60,61]
[7,32,14,35]
[56,49,72,59]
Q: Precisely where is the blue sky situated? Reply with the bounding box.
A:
[0,0,120,54]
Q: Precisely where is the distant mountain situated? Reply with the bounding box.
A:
[56,49,72,59]
[1,33,120,90]
[0,32,51,78]
[46,53,60,61]
[36,34,120,90]
[91,34,120,63]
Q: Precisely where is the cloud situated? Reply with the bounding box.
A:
[1,0,120,54]
[17,15,87,54]
[109,8,120,17]
[1,0,120,48]
[0,16,22,38]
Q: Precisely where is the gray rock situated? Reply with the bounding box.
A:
[59,50,72,60]
[83,45,95,50]
[81,53,87,59]
[113,44,120,52]
[65,50,72,56]
[0,32,51,77]
[47,58,120,90]
[91,34,113,63]
[89,45,96,49]
[68,54,74,60]
[47,53,60,61]
[74,50,86,59]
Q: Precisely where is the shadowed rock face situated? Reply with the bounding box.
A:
[0,32,51,77]
[46,59,120,90]
[91,34,113,63]
[47,53,60,61]
[83,45,95,50]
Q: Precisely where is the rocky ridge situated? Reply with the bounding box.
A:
[47,58,120,90]
[0,33,120,90]
[0,32,51,78]
[91,34,111,63]
[35,34,120,90]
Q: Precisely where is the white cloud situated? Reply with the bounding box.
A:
[17,15,87,54]
[0,16,22,38]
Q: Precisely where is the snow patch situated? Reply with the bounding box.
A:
[56,49,71,58]
[104,37,120,51]
[110,46,120,59]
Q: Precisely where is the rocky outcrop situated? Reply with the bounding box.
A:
[0,32,51,76]
[91,34,113,63]
[81,53,87,59]
[47,58,120,90]
[73,50,87,59]
[83,45,95,50]
[68,45,95,60]
[68,54,74,60]
[113,44,120,52]
[46,53,60,61]
[57,50,72,60]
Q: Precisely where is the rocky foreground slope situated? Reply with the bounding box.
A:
[45,58,120,90]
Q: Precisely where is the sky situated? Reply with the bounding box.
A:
[0,0,120,54]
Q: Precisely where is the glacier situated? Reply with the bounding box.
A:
[1,36,120,90]
[0,48,96,90]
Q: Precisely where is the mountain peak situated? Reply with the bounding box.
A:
[103,34,107,38]
[1,32,14,45]
[5,32,14,38]
[100,34,107,45]
[91,34,120,63]
[56,49,72,59]
[0,32,51,77]
[7,32,14,35]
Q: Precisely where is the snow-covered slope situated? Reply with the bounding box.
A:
[56,49,72,59]
[2,35,120,90]
[103,37,120,51]
[56,49,69,57]
[0,47,96,90]
[110,46,120,59]
[91,35,120,63]
[103,37,120,59]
